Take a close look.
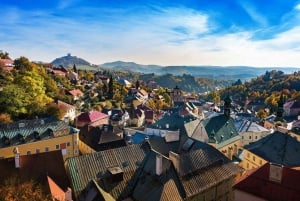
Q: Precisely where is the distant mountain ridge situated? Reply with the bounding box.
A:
[50,54,300,81]
[51,54,91,67]
[101,61,300,81]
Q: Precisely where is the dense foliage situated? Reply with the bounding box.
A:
[201,70,300,114]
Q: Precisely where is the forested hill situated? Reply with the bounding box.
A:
[101,61,300,81]
[51,54,91,67]
[202,70,300,116]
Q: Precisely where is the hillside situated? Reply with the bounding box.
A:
[51,54,91,67]
[101,61,300,81]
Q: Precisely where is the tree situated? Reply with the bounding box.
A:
[73,64,77,73]
[108,75,114,99]
[0,51,11,59]
[0,113,13,123]
[45,103,65,120]
[257,109,268,122]
[135,80,140,89]
[0,84,30,119]
[0,176,52,201]
[14,56,37,72]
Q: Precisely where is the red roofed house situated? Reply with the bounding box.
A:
[234,163,300,201]
[75,110,109,129]
[0,58,14,72]
[68,89,84,101]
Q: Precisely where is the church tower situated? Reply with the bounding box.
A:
[224,95,232,117]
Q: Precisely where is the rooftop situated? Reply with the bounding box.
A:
[244,131,300,167]
[0,118,77,148]
[234,163,300,201]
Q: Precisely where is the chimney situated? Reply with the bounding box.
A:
[65,187,73,201]
[156,154,163,176]
[269,163,283,183]
[13,147,20,168]
[169,151,180,175]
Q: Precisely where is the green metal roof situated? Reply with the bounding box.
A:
[202,114,240,145]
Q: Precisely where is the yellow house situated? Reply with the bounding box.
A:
[0,118,79,161]
[241,131,300,171]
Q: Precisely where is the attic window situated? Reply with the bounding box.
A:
[122,161,129,167]
[33,131,40,140]
[2,136,10,146]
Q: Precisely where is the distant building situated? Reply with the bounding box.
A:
[235,119,271,146]
[185,95,242,161]
[68,89,84,101]
[75,110,109,129]
[0,58,14,71]
[284,100,300,117]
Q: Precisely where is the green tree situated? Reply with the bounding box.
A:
[108,75,114,99]
[73,64,77,73]
[0,84,30,118]
[0,51,11,59]
[14,56,37,72]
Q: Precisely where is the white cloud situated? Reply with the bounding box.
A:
[1,4,300,67]
[239,1,268,27]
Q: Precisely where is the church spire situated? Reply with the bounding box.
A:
[224,94,232,116]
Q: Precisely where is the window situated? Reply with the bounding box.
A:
[255,136,258,139]
[249,136,251,139]
[260,160,263,165]
[45,147,49,152]
[247,153,250,158]
[253,156,256,161]
[74,140,78,145]
[247,163,249,168]
[56,144,59,150]
[27,151,31,155]
[67,142,70,147]
[74,149,78,155]
[36,149,40,153]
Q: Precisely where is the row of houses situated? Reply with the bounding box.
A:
[2,61,300,200]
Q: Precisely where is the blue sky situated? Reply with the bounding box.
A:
[1,0,300,67]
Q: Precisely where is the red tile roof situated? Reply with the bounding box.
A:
[77,111,108,123]
[56,100,75,111]
[234,163,300,201]
[68,89,84,97]
[47,176,66,201]
[0,59,13,66]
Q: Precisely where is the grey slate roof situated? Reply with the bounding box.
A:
[133,141,241,200]
[235,119,270,132]
[66,143,150,199]
[147,113,196,135]
[244,131,300,167]
[132,151,184,201]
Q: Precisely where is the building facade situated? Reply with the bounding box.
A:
[0,118,79,161]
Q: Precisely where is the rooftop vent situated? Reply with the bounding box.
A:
[107,166,124,182]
